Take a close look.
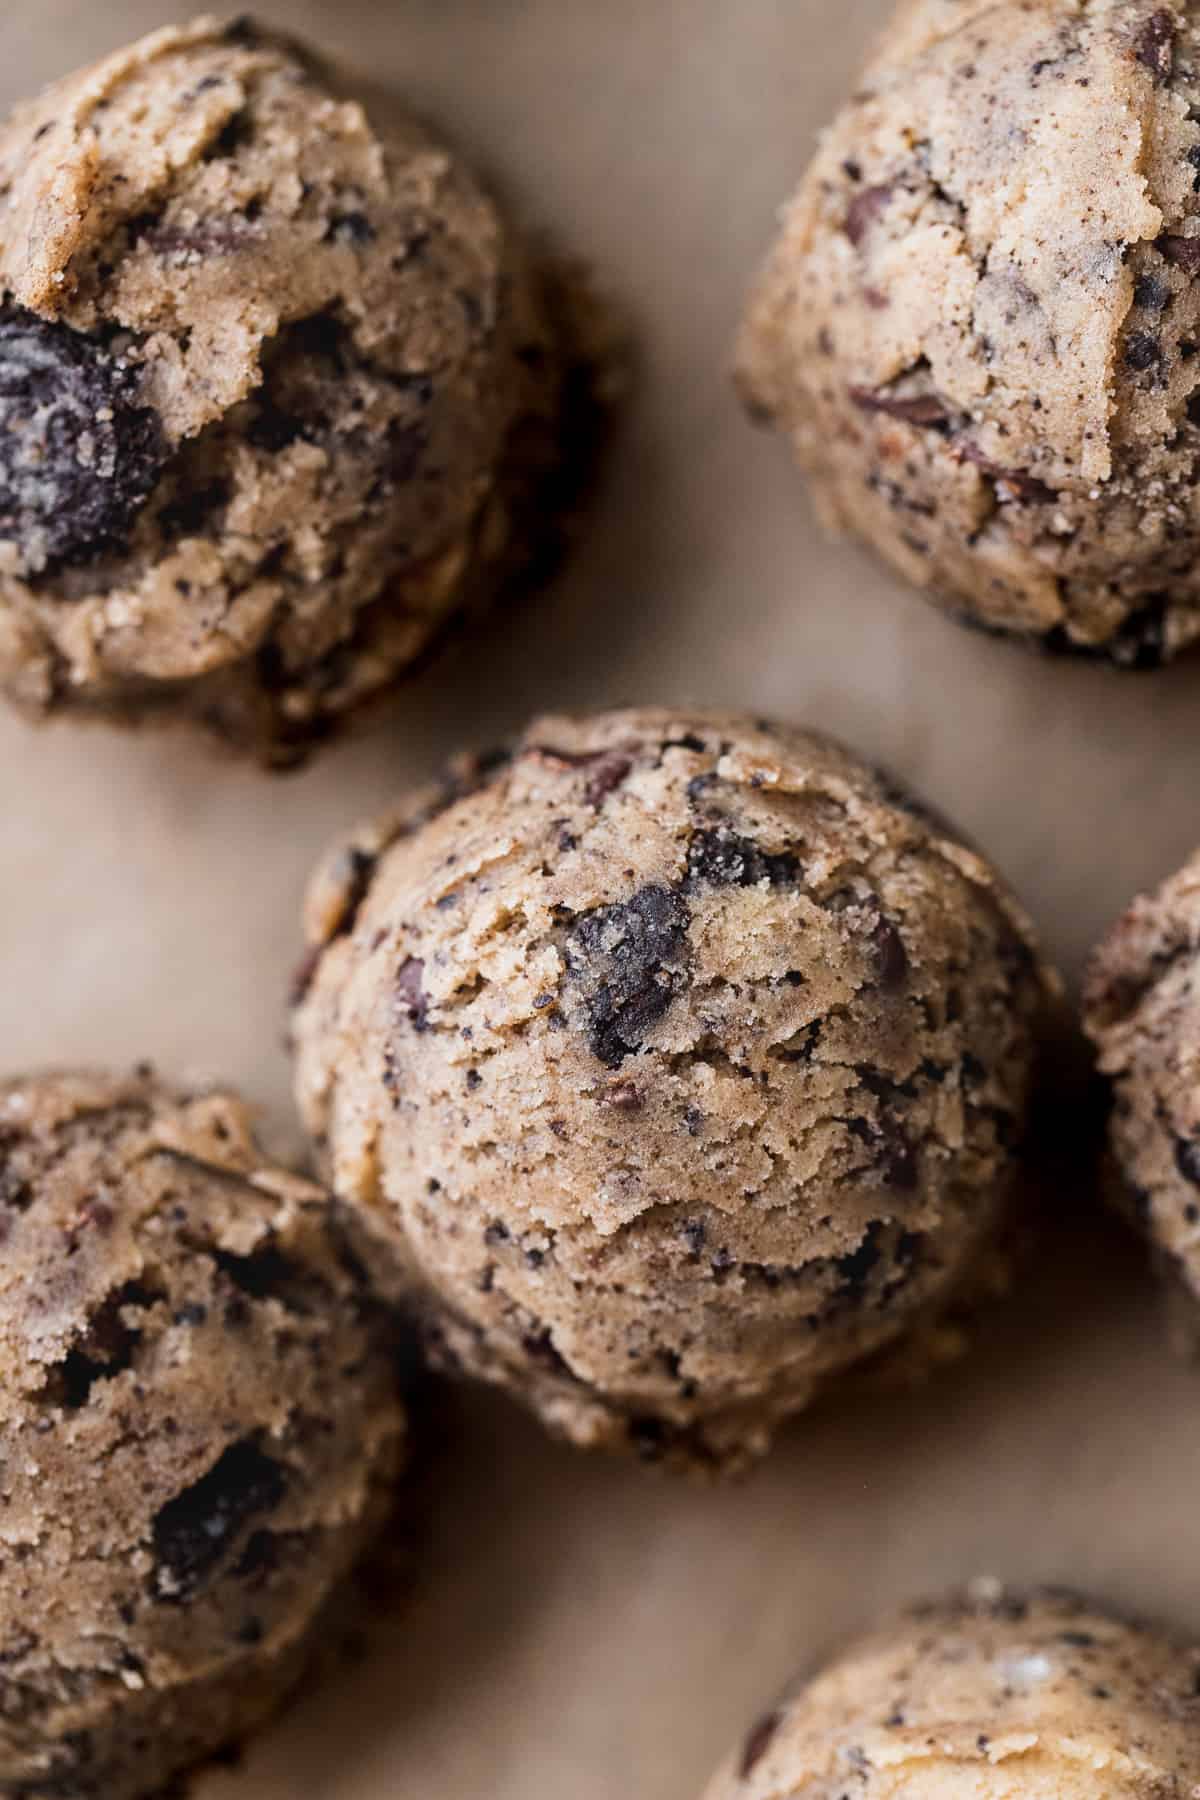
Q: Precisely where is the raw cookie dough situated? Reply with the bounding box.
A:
[703,1584,1200,1798]
[291,708,1052,1473]
[737,0,1200,665]
[0,1069,405,1800]
[1084,848,1200,1343]
[0,16,601,763]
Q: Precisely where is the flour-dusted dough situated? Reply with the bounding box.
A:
[291,709,1052,1473]
[738,0,1200,664]
[0,17,601,762]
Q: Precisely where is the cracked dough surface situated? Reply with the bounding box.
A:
[291,708,1051,1473]
[1084,847,1200,1337]
[703,1585,1200,1799]
[0,16,589,763]
[0,1069,404,1800]
[737,0,1200,665]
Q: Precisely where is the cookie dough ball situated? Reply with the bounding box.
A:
[737,0,1200,665]
[0,17,596,763]
[704,1585,1200,1798]
[291,709,1051,1472]
[0,1069,404,1799]
[1083,849,1200,1335]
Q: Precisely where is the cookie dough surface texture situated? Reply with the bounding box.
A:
[704,1586,1200,1798]
[0,15,575,761]
[1084,848,1200,1330]
[292,708,1050,1472]
[738,0,1200,665]
[0,1069,404,1800]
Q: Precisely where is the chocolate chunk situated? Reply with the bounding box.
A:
[955,440,1056,502]
[835,1221,884,1295]
[1158,233,1200,274]
[601,1081,644,1111]
[289,944,322,1010]
[55,1281,154,1410]
[566,885,690,1068]
[521,1329,571,1376]
[739,1710,781,1779]
[1134,273,1171,312]
[627,1415,669,1461]
[1134,9,1175,82]
[525,743,635,807]
[687,826,801,888]
[1109,595,1167,671]
[1175,1137,1200,1184]
[153,1440,287,1598]
[395,957,429,1031]
[850,385,951,429]
[878,1118,919,1189]
[213,1241,304,1304]
[0,304,167,570]
[324,211,375,244]
[680,1218,706,1254]
[1124,331,1164,373]
[327,846,377,941]
[843,184,894,247]
[873,913,909,989]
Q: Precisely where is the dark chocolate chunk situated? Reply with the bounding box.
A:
[1175,1137,1200,1184]
[566,885,690,1068]
[1134,272,1171,312]
[739,1710,782,1779]
[835,1221,884,1295]
[601,1081,644,1111]
[521,1329,571,1376]
[1109,594,1168,671]
[1159,233,1200,273]
[153,1440,287,1597]
[1124,330,1164,372]
[0,304,167,570]
[872,913,909,989]
[843,184,894,247]
[395,957,430,1031]
[321,845,377,943]
[55,1281,155,1410]
[955,439,1057,502]
[525,743,635,807]
[687,827,801,889]
[1133,9,1175,82]
[850,385,951,429]
[213,1241,304,1305]
[324,210,375,244]
[680,1218,707,1254]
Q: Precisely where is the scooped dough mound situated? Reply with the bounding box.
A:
[291,708,1051,1473]
[1084,846,1200,1339]
[0,1068,404,1799]
[737,0,1200,665]
[0,16,599,762]
[703,1585,1200,1799]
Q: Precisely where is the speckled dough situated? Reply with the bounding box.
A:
[704,1585,1200,1798]
[1084,848,1200,1341]
[291,709,1052,1473]
[0,16,596,762]
[0,1069,404,1800]
[737,0,1200,665]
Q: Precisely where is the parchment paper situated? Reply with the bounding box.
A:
[2,3,1199,1796]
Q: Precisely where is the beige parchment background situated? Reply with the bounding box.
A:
[2,2,1200,1795]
